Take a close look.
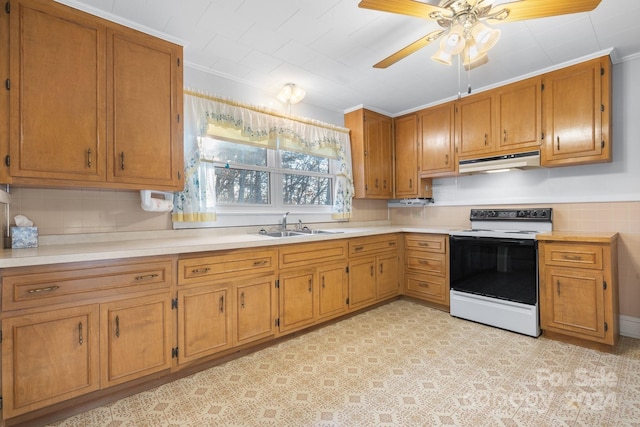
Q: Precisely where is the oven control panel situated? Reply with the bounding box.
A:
[469,208,552,221]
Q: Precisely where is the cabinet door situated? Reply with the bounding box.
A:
[364,112,393,198]
[107,27,183,189]
[278,270,315,333]
[2,305,100,418]
[496,77,541,152]
[177,284,232,365]
[541,267,606,340]
[101,293,172,387]
[235,276,276,346]
[9,0,106,182]
[394,114,418,197]
[348,257,376,309]
[542,58,610,166]
[318,264,348,320]
[419,103,456,176]
[377,253,400,299]
[457,94,494,158]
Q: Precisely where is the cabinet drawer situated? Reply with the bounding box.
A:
[2,257,173,311]
[406,274,447,302]
[349,234,398,257]
[279,240,347,270]
[543,244,603,270]
[178,249,276,285]
[406,251,446,276]
[405,234,447,253]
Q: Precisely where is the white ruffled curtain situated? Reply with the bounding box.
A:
[173,91,354,223]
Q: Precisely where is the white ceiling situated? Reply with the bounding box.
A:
[58,0,640,116]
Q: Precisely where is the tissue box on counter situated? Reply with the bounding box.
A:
[11,226,38,248]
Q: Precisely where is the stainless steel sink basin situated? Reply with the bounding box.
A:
[259,230,306,238]
[256,228,342,238]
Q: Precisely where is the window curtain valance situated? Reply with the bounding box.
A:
[173,91,354,222]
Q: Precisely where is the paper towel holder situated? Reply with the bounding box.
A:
[140,190,174,212]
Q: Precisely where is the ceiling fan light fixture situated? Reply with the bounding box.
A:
[277,83,306,105]
[431,48,453,66]
[441,24,465,55]
[472,23,501,53]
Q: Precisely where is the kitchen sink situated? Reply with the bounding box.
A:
[256,228,342,238]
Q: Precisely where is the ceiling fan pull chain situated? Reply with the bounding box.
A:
[457,55,462,99]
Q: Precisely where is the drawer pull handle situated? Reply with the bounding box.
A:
[388,241,397,246]
[27,285,60,294]
[418,260,430,265]
[78,322,84,345]
[135,274,159,281]
[419,282,429,288]
[115,315,120,338]
[219,295,225,313]
[192,267,211,274]
[418,242,431,247]
[562,255,583,261]
[354,246,364,252]
[253,260,268,266]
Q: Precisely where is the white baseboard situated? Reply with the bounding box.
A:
[620,315,640,339]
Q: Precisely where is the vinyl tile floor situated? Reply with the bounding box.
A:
[46,300,640,427]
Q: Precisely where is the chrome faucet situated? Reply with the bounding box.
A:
[281,212,290,231]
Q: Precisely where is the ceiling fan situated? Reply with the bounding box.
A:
[359,0,603,69]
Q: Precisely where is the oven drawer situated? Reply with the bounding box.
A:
[406,251,446,276]
[543,243,603,270]
[405,274,447,303]
[404,234,447,253]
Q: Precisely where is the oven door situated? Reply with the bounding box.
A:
[449,235,537,305]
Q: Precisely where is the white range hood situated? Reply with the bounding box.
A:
[458,150,541,174]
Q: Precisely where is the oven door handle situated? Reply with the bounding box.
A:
[449,235,535,246]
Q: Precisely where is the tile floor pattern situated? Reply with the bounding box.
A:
[46,300,640,427]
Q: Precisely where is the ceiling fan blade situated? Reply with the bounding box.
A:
[374,30,445,68]
[489,0,602,23]
[358,0,449,20]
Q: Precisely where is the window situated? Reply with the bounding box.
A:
[199,136,337,223]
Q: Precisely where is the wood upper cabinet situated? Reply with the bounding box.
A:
[100,293,173,388]
[345,108,393,199]
[456,92,494,159]
[107,27,183,188]
[1,305,100,418]
[541,56,611,166]
[394,114,418,197]
[419,102,456,177]
[457,77,541,161]
[495,76,541,153]
[9,0,106,183]
[538,234,619,348]
[6,0,183,191]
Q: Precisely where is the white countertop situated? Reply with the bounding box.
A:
[0,226,457,269]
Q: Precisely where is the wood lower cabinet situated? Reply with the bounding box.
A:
[277,241,348,333]
[177,283,232,365]
[403,233,449,307]
[0,256,174,420]
[6,0,183,190]
[100,293,173,388]
[177,249,278,362]
[348,235,400,310]
[538,233,619,349]
[1,305,100,418]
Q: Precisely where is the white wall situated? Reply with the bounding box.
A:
[431,56,640,206]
